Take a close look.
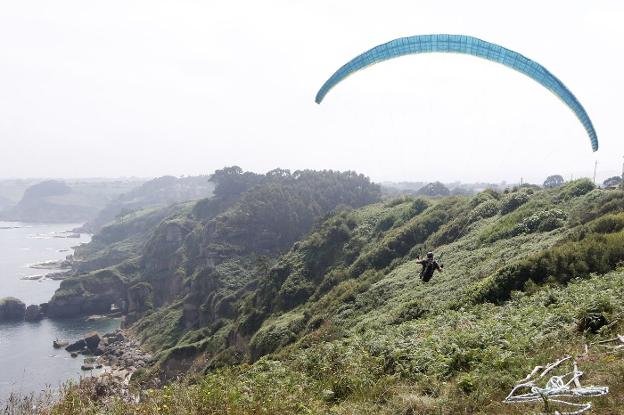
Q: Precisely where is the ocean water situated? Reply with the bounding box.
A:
[0,222,121,403]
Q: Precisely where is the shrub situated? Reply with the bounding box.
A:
[568,189,624,225]
[511,209,567,236]
[428,214,472,246]
[457,372,478,394]
[350,198,465,275]
[499,192,529,215]
[375,214,396,233]
[249,314,306,360]
[468,199,500,222]
[410,198,430,215]
[384,196,411,208]
[557,179,595,202]
[589,212,624,234]
[469,230,624,303]
[469,189,500,209]
[392,300,428,324]
[576,296,614,333]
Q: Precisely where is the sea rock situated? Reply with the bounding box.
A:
[84,332,101,352]
[29,260,66,270]
[24,304,43,322]
[21,274,44,281]
[66,339,87,352]
[81,364,94,371]
[86,315,107,322]
[46,270,72,280]
[0,297,26,321]
[71,352,78,358]
[53,339,69,348]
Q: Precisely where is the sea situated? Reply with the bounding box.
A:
[0,222,121,403]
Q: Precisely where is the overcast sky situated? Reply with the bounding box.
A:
[1,1,622,184]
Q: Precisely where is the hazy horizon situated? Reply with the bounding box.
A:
[2,1,623,184]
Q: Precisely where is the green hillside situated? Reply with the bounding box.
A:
[0,179,145,223]
[40,177,624,414]
[80,175,215,233]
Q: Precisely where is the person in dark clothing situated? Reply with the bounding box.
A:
[416,251,443,282]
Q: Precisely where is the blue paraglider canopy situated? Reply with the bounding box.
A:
[316,34,598,152]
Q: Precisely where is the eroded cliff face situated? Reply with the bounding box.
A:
[141,220,194,307]
[48,270,127,318]
[47,169,383,382]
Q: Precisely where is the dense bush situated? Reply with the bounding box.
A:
[392,300,428,324]
[511,209,567,235]
[249,314,305,360]
[410,198,430,216]
[576,296,614,333]
[427,198,483,246]
[468,189,500,208]
[589,212,624,234]
[556,179,595,202]
[469,230,624,303]
[499,192,530,214]
[468,199,500,222]
[568,189,624,225]
[350,198,466,275]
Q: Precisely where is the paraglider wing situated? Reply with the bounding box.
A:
[315,34,598,152]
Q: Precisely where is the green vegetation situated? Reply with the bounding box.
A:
[35,180,624,414]
[81,175,214,232]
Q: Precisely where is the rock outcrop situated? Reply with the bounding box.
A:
[24,304,44,321]
[47,270,126,318]
[84,332,101,353]
[53,340,69,348]
[66,339,87,352]
[0,297,26,321]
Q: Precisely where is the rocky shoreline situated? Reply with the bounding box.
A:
[19,256,75,282]
[57,329,153,397]
[29,258,72,270]
[20,269,72,281]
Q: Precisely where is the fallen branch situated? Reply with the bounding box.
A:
[503,356,608,415]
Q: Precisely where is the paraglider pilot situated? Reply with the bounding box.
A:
[416,252,443,282]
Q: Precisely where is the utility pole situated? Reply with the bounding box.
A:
[593,160,598,185]
[621,156,624,189]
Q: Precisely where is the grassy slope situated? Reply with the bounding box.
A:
[44,181,624,414]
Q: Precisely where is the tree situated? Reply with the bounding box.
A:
[603,176,622,188]
[210,166,264,200]
[266,168,292,179]
[416,182,450,197]
[543,175,564,189]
